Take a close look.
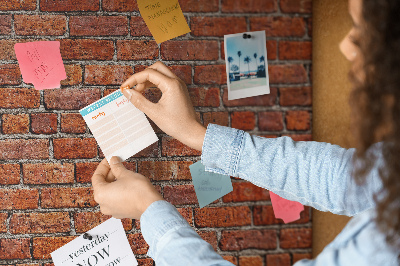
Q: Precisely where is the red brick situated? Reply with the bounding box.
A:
[258,112,283,131]
[117,40,158,60]
[189,87,220,107]
[138,161,192,181]
[164,185,197,205]
[127,233,148,255]
[33,236,76,259]
[250,17,306,37]
[279,41,312,60]
[130,17,152,36]
[191,17,247,37]
[280,87,312,106]
[280,0,312,13]
[223,256,238,265]
[2,114,29,134]
[10,212,70,234]
[266,253,291,266]
[15,15,66,36]
[61,65,82,86]
[0,15,12,35]
[60,39,114,60]
[0,139,49,160]
[198,231,217,250]
[161,41,219,61]
[177,207,193,224]
[76,162,99,183]
[61,113,86,133]
[70,16,128,36]
[280,228,312,248]
[238,256,263,266]
[307,17,312,37]
[31,113,58,134]
[0,0,35,10]
[194,206,251,227]
[162,137,201,156]
[269,64,308,84]
[169,65,192,85]
[40,0,98,11]
[293,253,312,263]
[0,213,6,233]
[223,87,277,107]
[132,142,160,158]
[194,65,226,85]
[220,230,277,251]
[0,189,39,210]
[284,134,312,141]
[0,64,21,85]
[85,65,133,85]
[203,112,229,127]
[254,205,310,225]
[222,0,277,13]
[286,110,310,130]
[74,212,132,233]
[137,258,153,266]
[103,0,138,11]
[231,111,255,131]
[0,238,30,259]
[44,88,101,110]
[0,88,40,108]
[0,164,20,185]
[41,187,96,208]
[180,0,218,12]
[53,138,97,159]
[223,182,269,202]
[23,163,74,184]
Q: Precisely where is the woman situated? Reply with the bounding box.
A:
[91,0,400,264]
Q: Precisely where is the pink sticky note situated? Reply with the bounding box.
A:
[270,191,304,223]
[14,41,66,90]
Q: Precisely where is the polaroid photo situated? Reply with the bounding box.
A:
[224,30,270,100]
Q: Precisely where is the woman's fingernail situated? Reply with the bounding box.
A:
[110,156,122,165]
[124,89,133,100]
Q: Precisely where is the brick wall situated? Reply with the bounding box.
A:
[0,0,312,265]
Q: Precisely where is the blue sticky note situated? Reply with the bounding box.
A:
[189,161,233,208]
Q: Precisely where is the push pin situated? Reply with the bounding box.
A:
[243,33,252,39]
[83,233,93,240]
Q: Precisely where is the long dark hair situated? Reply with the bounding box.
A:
[350,0,400,249]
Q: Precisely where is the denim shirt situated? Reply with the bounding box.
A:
[140,124,399,265]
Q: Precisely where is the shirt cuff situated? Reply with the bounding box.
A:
[201,124,245,176]
[140,200,190,259]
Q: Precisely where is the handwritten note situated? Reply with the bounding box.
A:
[190,161,233,208]
[137,0,190,43]
[14,41,66,90]
[270,191,304,223]
[80,90,158,163]
[51,218,137,266]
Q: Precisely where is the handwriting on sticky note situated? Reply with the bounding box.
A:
[137,0,190,43]
[14,41,66,90]
[190,161,233,208]
[80,90,158,163]
[270,191,304,223]
[51,218,137,266]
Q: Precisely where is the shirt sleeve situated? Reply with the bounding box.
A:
[201,124,383,216]
[140,200,235,266]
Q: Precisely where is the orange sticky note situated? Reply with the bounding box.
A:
[270,191,304,223]
[14,41,66,90]
[137,0,191,44]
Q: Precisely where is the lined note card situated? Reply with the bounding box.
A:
[80,90,158,163]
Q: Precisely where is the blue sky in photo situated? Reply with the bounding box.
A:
[226,33,266,73]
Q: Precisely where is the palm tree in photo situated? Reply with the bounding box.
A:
[237,51,242,78]
[253,53,258,72]
[259,55,266,77]
[244,56,251,78]
[228,56,233,73]
[259,55,265,65]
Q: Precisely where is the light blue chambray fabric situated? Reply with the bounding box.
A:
[140,124,399,266]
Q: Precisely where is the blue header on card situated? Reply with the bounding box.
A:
[80,91,123,116]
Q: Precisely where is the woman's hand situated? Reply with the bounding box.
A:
[91,157,164,220]
[120,61,206,151]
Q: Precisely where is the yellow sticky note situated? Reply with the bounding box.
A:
[137,0,191,44]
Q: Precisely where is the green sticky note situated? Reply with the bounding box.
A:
[189,161,233,208]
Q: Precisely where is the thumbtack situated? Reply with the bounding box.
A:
[83,233,93,240]
[242,33,252,39]
[121,85,130,92]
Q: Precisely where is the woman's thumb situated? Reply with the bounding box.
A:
[109,156,128,178]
